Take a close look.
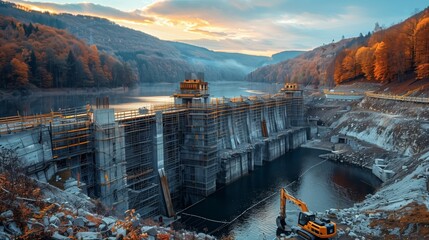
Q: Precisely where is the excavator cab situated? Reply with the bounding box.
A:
[298,212,315,226]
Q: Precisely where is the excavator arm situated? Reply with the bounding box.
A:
[277,188,336,239]
[279,188,309,219]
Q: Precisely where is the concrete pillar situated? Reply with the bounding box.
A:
[93,109,128,215]
[154,111,164,170]
[153,111,175,217]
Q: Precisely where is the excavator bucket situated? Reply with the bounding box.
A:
[276,216,292,234]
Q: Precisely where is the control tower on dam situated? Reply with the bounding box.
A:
[0,76,308,219]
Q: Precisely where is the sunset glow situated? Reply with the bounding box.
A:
[7,0,429,56]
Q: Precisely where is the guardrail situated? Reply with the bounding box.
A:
[365,92,429,103]
[323,89,364,96]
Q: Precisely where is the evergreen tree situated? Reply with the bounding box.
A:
[66,50,77,87]
[28,50,40,86]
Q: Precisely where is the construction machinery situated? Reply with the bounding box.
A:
[276,188,336,240]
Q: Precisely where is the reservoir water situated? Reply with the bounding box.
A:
[0,81,281,117]
[179,148,381,239]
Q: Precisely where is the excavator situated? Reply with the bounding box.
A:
[276,188,336,240]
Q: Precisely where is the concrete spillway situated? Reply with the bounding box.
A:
[0,89,307,219]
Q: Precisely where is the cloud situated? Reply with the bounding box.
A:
[10,0,155,24]
[8,0,429,56]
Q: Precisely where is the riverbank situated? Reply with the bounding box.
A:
[0,87,131,101]
[300,139,333,151]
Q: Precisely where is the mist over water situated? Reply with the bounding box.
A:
[0,81,281,117]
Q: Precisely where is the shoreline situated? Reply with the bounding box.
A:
[301,139,375,171]
[300,139,334,152]
[0,87,133,101]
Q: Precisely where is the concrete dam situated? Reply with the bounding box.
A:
[0,78,308,219]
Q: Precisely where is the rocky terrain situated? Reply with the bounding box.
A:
[306,84,429,239]
[0,164,214,240]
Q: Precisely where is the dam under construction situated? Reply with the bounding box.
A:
[0,75,308,219]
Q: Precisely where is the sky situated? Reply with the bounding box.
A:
[9,0,429,56]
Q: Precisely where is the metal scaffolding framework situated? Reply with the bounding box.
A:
[0,83,305,219]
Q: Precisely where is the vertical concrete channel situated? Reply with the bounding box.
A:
[154,111,175,217]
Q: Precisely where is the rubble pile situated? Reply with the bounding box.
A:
[0,178,215,240]
[0,204,215,240]
[320,155,429,239]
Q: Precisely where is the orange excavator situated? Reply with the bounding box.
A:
[276,188,336,240]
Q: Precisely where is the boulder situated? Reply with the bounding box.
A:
[141,226,158,236]
[5,222,22,236]
[43,216,50,227]
[98,224,107,232]
[101,217,116,226]
[55,212,65,219]
[0,210,13,219]
[75,232,102,240]
[0,230,11,240]
[87,221,97,228]
[72,217,86,228]
[52,231,70,240]
[115,227,126,237]
[49,223,59,229]
[197,233,207,239]
[49,216,61,226]
[27,219,44,232]
[66,227,73,237]
[78,209,89,217]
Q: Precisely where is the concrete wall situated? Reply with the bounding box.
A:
[0,126,54,182]
[93,109,129,216]
[215,96,308,186]
[0,93,307,218]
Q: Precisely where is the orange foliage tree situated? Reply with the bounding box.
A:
[415,17,429,79]
[0,16,137,90]
[10,58,29,86]
[334,7,429,84]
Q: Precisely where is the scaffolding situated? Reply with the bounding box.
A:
[117,113,157,217]
[162,109,186,209]
[51,106,95,197]
[0,82,307,217]
[181,103,218,202]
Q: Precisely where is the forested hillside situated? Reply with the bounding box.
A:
[334,8,429,84]
[248,7,429,94]
[246,37,366,87]
[0,1,277,84]
[0,16,136,89]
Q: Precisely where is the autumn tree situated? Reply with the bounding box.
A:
[334,50,347,84]
[0,16,138,90]
[10,57,29,86]
[355,46,375,80]
[415,17,429,79]
[373,42,390,82]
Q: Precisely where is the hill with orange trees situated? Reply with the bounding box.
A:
[334,9,429,84]
[0,15,137,89]
[247,8,429,95]
[245,37,366,88]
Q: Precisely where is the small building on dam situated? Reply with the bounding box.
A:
[0,76,308,219]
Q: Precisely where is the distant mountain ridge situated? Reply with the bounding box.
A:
[246,37,366,87]
[0,1,303,83]
[247,7,429,96]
